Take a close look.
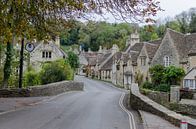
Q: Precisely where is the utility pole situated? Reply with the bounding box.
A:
[19,38,24,88]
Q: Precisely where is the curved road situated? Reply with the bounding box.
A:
[0,76,136,129]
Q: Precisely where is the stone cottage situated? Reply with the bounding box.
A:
[152,28,196,72]
[30,37,66,71]
[183,67,196,90]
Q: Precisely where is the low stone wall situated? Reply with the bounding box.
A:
[140,88,169,105]
[0,81,84,97]
[130,83,196,129]
[169,102,196,116]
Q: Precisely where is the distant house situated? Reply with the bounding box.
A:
[183,67,196,90]
[30,37,66,71]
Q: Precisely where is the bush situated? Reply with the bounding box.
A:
[155,84,170,92]
[40,60,73,84]
[24,70,40,87]
[141,81,155,90]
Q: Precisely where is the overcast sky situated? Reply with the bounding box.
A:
[89,0,196,23]
[157,0,196,19]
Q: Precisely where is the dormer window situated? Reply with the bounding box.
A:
[164,56,171,67]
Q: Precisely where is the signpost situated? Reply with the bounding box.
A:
[18,40,35,88]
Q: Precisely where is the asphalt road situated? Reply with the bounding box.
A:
[0,76,135,129]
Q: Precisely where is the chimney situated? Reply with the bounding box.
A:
[55,36,60,47]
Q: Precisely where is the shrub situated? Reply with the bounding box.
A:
[141,81,155,90]
[155,84,170,92]
[40,60,74,84]
[24,70,40,87]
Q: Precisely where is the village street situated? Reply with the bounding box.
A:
[0,76,139,129]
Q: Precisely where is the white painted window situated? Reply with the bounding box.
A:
[190,80,194,88]
[164,56,171,67]
[184,79,189,88]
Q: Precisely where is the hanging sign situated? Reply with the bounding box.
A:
[25,43,35,52]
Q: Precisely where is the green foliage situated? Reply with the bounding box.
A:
[2,42,13,88]
[40,60,73,85]
[149,64,165,85]
[60,21,133,51]
[141,81,155,90]
[141,81,170,92]
[150,65,185,86]
[23,70,40,87]
[155,84,170,92]
[163,66,185,85]
[190,13,196,33]
[67,51,79,70]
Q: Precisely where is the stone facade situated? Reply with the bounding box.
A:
[30,39,66,71]
[152,31,180,67]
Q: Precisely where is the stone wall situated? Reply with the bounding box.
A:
[169,103,196,116]
[130,83,196,129]
[140,88,169,106]
[0,81,84,97]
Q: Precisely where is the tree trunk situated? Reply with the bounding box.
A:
[2,41,13,89]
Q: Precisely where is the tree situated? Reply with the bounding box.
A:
[149,64,165,85]
[189,13,196,33]
[67,51,79,71]
[163,66,185,85]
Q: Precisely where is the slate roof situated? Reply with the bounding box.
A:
[100,57,113,70]
[98,53,112,65]
[167,29,196,60]
[145,40,162,61]
[128,43,144,53]
[125,43,144,65]
[100,52,122,70]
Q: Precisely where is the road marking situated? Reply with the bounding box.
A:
[119,93,137,129]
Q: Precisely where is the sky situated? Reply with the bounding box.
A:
[157,0,196,20]
[89,0,196,23]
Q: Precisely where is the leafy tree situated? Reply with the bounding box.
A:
[189,13,196,33]
[163,66,185,85]
[149,64,165,85]
[67,51,79,71]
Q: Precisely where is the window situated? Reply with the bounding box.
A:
[46,52,48,58]
[164,56,171,67]
[42,51,52,59]
[42,51,45,58]
[190,80,194,88]
[49,52,52,58]
[140,57,146,66]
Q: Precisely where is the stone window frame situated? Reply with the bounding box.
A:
[42,51,52,59]
[164,56,171,67]
[140,56,146,66]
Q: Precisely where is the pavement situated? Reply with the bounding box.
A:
[140,111,179,129]
[0,76,180,129]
